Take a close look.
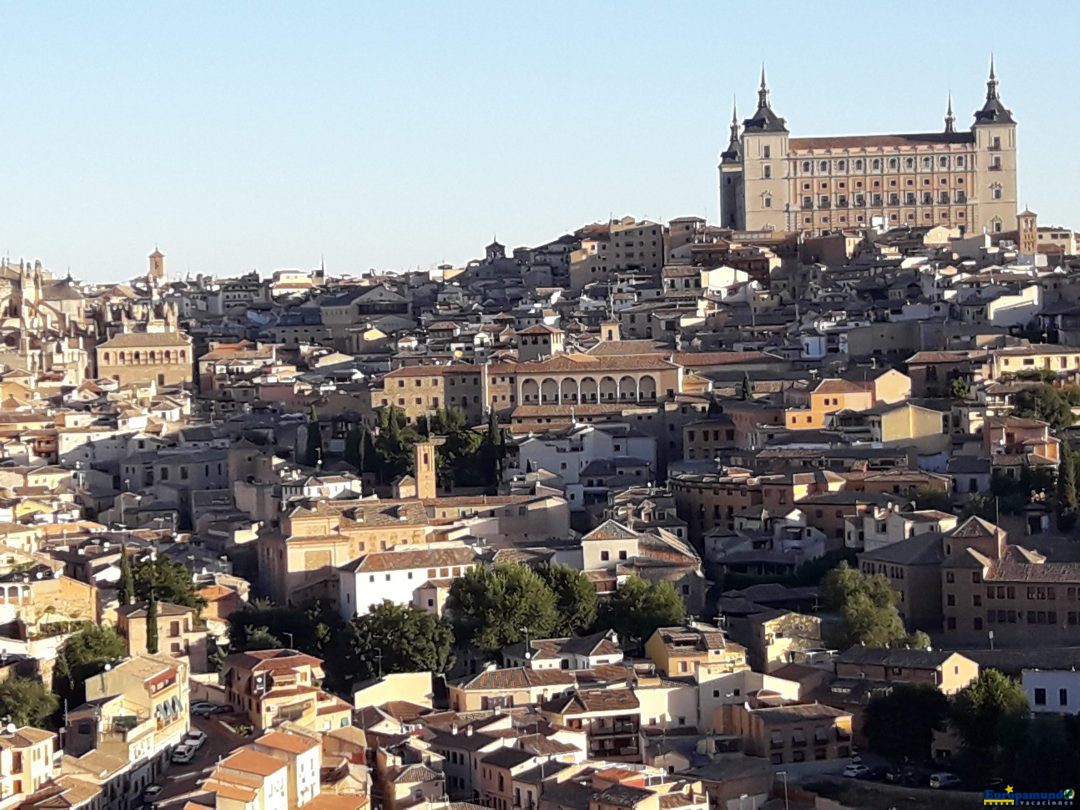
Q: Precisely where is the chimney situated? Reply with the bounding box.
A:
[465,726,474,736]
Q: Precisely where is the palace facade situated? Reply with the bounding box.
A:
[720,60,1018,237]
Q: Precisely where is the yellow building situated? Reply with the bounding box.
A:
[96,331,193,387]
[721,62,1018,237]
[221,649,352,734]
[643,624,747,678]
[783,378,873,431]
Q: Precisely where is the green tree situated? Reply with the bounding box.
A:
[332,602,455,693]
[447,565,559,655]
[906,630,932,650]
[537,563,598,636]
[132,558,206,610]
[304,407,323,466]
[53,625,127,706]
[912,487,953,513]
[244,627,284,650]
[431,408,485,488]
[371,406,422,483]
[344,426,364,471]
[950,668,1029,764]
[146,589,159,654]
[949,377,971,401]
[118,547,134,606]
[864,683,949,762]
[227,601,339,659]
[598,576,685,649]
[821,562,909,648]
[1014,384,1075,430]
[1058,442,1078,530]
[1011,715,1080,790]
[0,678,59,729]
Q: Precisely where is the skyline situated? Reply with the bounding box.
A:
[2,1,1078,280]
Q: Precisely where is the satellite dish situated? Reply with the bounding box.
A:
[5,723,15,734]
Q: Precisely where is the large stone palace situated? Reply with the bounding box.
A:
[719,59,1018,237]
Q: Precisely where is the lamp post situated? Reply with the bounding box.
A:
[283,631,295,650]
[776,771,789,810]
[521,626,531,661]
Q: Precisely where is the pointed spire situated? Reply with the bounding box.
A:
[729,96,739,142]
[757,63,770,109]
[986,53,999,101]
[944,92,955,133]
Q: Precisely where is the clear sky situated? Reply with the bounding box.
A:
[2,1,1075,281]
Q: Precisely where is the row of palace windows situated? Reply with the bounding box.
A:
[796,155,970,174]
[800,190,970,208]
[102,349,187,364]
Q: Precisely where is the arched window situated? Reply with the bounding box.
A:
[802,161,811,173]
[854,159,864,171]
[872,158,881,171]
[905,157,915,169]
[991,183,1003,200]
[134,351,141,362]
[819,160,828,172]
[888,157,899,170]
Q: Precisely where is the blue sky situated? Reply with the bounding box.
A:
[1,1,1074,281]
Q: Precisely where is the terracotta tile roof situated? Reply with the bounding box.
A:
[220,748,287,777]
[455,667,576,691]
[98,331,192,348]
[342,546,476,574]
[788,132,975,150]
[255,729,320,754]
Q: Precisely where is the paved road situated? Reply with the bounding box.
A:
[149,715,249,808]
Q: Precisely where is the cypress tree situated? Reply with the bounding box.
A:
[146,589,159,655]
[118,548,134,606]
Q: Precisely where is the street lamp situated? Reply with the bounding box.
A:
[283,631,295,650]
[521,626,531,661]
[776,771,789,810]
[374,649,383,678]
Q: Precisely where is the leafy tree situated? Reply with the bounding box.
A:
[960,492,997,521]
[244,627,283,651]
[53,625,127,706]
[950,668,1029,764]
[132,558,206,610]
[228,601,339,659]
[431,408,484,488]
[446,564,559,655]
[331,602,454,693]
[906,630,932,650]
[912,487,953,513]
[537,563,598,636]
[864,684,949,762]
[0,678,59,729]
[949,377,971,401]
[369,406,422,483]
[598,576,685,648]
[1014,384,1074,430]
[146,589,159,654]
[741,372,753,401]
[821,562,910,648]
[1011,715,1080,790]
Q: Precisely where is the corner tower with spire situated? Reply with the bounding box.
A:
[971,55,1018,235]
[731,64,790,231]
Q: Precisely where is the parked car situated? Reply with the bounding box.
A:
[171,744,196,765]
[930,772,961,789]
[843,764,870,778]
[190,701,217,717]
[182,729,207,750]
[862,766,888,781]
[141,785,162,805]
[190,701,230,717]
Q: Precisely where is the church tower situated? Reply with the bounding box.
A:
[148,248,166,284]
[972,56,1018,235]
[739,66,790,232]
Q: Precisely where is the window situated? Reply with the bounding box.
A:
[763,165,772,179]
[763,195,772,208]
[939,155,949,169]
[802,160,811,173]
[1034,688,1047,706]
[763,145,771,159]
[905,157,915,169]
[992,184,1003,200]
[1061,688,1069,706]
[923,156,933,169]
[819,160,828,172]
[888,157,898,169]
[854,159,863,171]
